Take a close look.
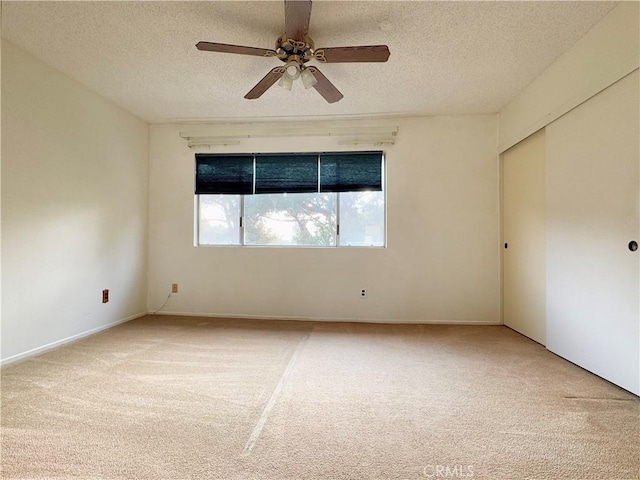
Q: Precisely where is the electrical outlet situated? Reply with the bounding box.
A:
[172,283,179,294]
[360,289,367,299]
[102,289,109,303]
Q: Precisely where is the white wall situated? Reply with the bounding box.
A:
[1,42,149,363]
[148,116,500,324]
[499,2,639,153]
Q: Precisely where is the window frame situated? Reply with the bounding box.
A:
[194,151,386,249]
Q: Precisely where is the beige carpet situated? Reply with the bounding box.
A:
[1,316,638,479]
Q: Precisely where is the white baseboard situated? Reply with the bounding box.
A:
[154,310,501,326]
[1,312,148,366]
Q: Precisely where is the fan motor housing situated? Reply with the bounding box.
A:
[276,35,315,63]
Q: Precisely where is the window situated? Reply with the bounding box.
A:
[195,152,385,247]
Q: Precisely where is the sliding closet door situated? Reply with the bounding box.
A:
[546,70,639,395]
[502,130,546,344]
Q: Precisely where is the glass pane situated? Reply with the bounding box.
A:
[339,191,385,246]
[198,195,241,245]
[245,193,337,246]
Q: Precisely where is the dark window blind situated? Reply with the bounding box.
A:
[195,154,253,194]
[195,151,383,195]
[320,152,383,192]
[255,154,318,194]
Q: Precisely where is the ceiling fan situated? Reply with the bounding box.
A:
[196,0,390,103]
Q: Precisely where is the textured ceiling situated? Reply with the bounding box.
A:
[1,1,616,123]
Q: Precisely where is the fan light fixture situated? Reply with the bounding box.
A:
[278,74,294,90]
[300,67,318,89]
[278,62,317,90]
